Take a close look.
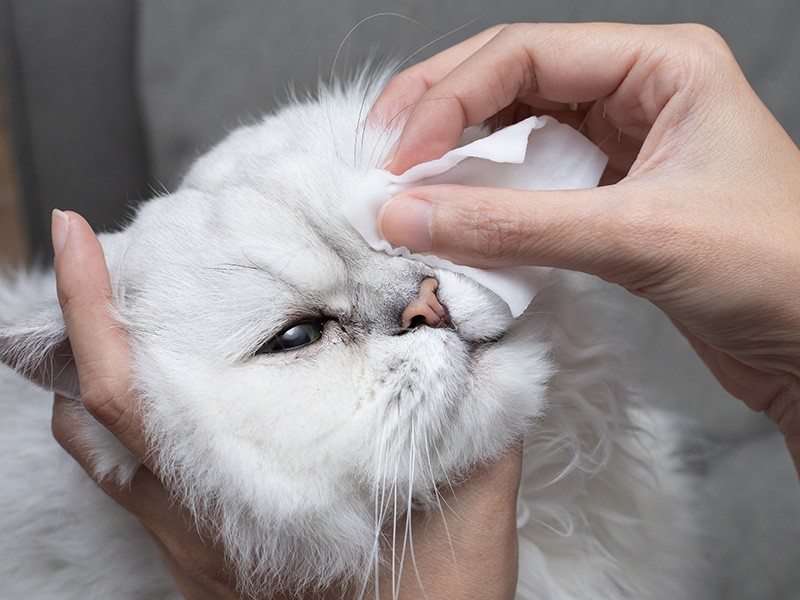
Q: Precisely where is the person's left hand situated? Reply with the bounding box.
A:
[50,209,522,599]
[51,210,238,599]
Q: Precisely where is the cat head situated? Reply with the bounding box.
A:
[0,79,554,594]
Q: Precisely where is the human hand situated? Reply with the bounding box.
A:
[49,210,522,598]
[371,23,800,474]
[50,210,238,599]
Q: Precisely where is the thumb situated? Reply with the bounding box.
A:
[377,183,658,285]
[51,210,147,460]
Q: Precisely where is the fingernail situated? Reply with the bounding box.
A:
[51,209,70,256]
[378,196,433,252]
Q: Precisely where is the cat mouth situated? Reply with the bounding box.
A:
[390,320,504,366]
[393,319,505,347]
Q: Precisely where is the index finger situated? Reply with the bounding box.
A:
[369,24,508,126]
[385,22,660,174]
[52,209,148,460]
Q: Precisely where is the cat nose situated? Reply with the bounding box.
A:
[401,278,451,329]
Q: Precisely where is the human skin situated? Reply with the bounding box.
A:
[372,22,800,477]
[48,20,800,598]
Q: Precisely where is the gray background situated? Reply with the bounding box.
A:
[2,0,799,256]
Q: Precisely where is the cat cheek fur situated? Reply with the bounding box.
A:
[130,342,379,588]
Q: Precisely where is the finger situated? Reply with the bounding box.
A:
[378,182,665,286]
[386,22,678,174]
[369,24,508,126]
[52,393,150,510]
[52,392,177,532]
[52,392,235,594]
[52,210,148,459]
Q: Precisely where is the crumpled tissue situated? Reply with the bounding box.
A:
[341,116,608,317]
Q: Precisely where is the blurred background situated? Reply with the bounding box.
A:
[0,79,26,265]
[1,0,798,267]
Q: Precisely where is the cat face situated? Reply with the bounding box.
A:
[3,82,554,591]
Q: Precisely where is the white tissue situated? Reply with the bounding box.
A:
[342,116,608,317]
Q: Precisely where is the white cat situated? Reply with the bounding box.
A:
[0,76,791,599]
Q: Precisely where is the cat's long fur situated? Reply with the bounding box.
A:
[0,75,793,599]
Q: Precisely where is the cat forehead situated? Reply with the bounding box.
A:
[122,185,355,294]
[180,88,386,203]
[121,90,395,293]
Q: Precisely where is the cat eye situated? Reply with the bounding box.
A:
[256,321,325,354]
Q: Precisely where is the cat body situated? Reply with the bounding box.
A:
[0,78,790,598]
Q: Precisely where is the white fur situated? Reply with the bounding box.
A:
[0,75,796,599]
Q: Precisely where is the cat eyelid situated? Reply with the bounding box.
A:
[253,318,330,356]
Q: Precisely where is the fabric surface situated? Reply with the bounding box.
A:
[343,116,608,316]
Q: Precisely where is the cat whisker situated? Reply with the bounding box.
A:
[355,54,395,168]
[596,127,621,150]
[390,457,400,600]
[366,420,390,599]
[329,13,429,96]
[382,14,483,86]
[406,423,431,600]
[422,429,457,567]
[393,422,415,600]
[351,13,488,170]
[330,13,429,168]
[431,440,467,525]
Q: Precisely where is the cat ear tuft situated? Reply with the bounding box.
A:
[0,273,80,400]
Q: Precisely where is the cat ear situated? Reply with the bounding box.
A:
[0,283,79,399]
[0,230,129,400]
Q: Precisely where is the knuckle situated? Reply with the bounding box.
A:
[81,372,131,433]
[464,201,525,263]
[677,23,726,46]
[485,23,510,37]
[498,22,528,40]
[488,24,539,98]
[599,198,690,289]
[673,23,736,66]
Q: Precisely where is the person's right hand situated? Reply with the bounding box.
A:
[371,23,800,473]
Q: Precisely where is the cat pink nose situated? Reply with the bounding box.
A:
[401,278,451,329]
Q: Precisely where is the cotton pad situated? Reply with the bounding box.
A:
[342,116,608,317]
